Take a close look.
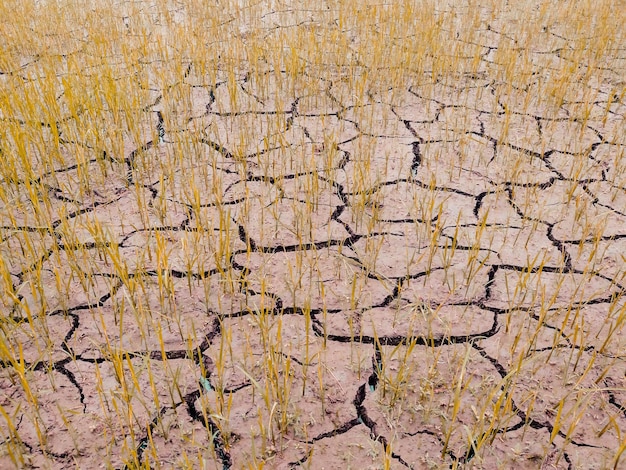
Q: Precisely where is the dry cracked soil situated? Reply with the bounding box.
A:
[1,1,626,469]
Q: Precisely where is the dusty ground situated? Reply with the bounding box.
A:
[1,0,626,469]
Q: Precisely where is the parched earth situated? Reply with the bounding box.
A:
[1,1,626,469]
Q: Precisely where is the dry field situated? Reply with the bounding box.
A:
[1,0,626,468]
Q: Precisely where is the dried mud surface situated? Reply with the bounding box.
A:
[1,1,626,469]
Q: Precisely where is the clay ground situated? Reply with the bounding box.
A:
[1,0,626,468]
